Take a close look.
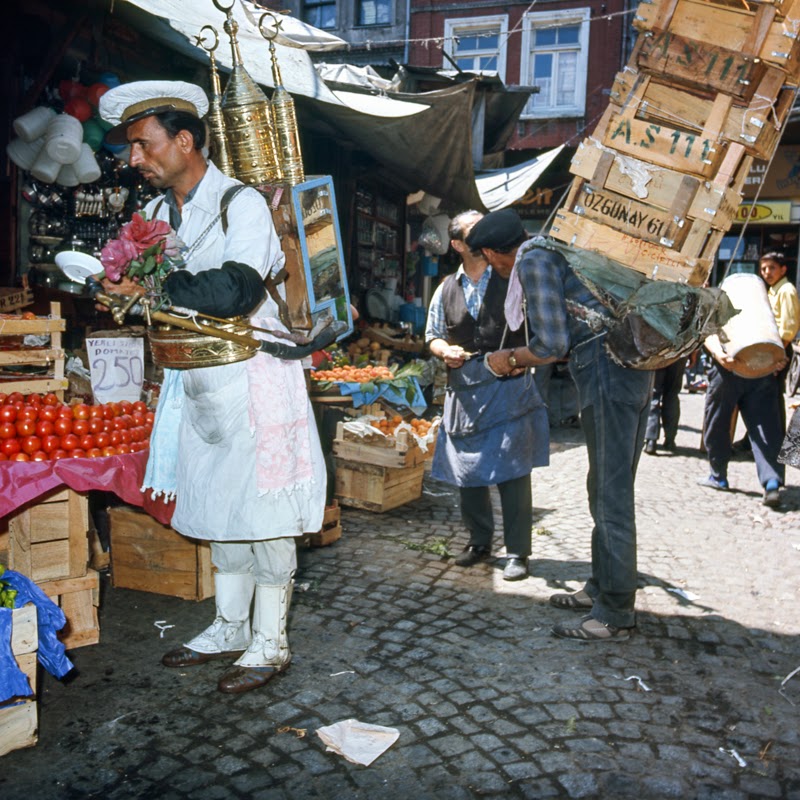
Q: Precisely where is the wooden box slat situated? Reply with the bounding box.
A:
[302,500,342,547]
[108,506,215,601]
[38,570,100,649]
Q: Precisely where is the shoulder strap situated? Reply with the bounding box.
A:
[220,185,249,235]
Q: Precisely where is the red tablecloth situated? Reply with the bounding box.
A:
[0,452,175,525]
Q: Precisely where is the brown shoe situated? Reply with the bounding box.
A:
[217,663,289,694]
[161,646,243,668]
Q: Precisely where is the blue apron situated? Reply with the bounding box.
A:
[431,357,549,488]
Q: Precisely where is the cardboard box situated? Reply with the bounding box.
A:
[108,506,214,601]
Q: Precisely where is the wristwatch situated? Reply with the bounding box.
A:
[507,349,518,368]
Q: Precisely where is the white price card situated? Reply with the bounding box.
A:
[86,337,145,404]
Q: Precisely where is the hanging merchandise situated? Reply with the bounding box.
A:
[260,12,305,186]
[215,0,281,185]
[418,214,450,256]
[197,25,235,177]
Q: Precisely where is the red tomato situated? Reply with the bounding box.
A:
[0,393,6,404]
[73,419,90,436]
[116,443,131,454]
[101,445,118,457]
[31,450,49,461]
[0,422,16,439]
[26,393,42,406]
[36,420,54,437]
[119,414,134,429]
[102,420,114,433]
[2,438,21,456]
[0,453,7,461]
[21,435,42,455]
[110,431,123,446]
[120,430,132,445]
[119,401,133,415]
[15,418,36,437]
[102,405,115,420]
[95,432,111,448]
[6,393,24,405]
[53,417,73,436]
[50,449,68,460]
[11,452,30,462]
[79,434,95,451]
[133,401,147,415]
[0,405,18,423]
[72,403,90,420]
[39,405,58,422]
[57,405,74,419]
[86,448,102,458]
[43,393,59,406]
[18,406,38,422]
[69,448,86,459]
[89,418,104,434]
[88,405,103,419]
[60,433,80,451]
[145,411,155,425]
[41,434,61,454]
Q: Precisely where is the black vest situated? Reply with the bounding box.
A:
[441,270,526,353]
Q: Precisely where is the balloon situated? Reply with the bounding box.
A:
[58,80,88,102]
[98,72,121,89]
[82,118,105,150]
[65,98,92,122]
[87,83,109,107]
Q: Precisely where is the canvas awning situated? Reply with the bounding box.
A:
[476,146,564,210]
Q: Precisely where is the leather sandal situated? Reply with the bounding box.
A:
[161,646,243,668]
[549,589,593,610]
[552,614,632,642]
[217,663,289,694]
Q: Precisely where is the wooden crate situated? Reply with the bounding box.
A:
[301,500,342,547]
[549,208,715,285]
[0,301,68,399]
[38,570,100,649]
[1,488,89,583]
[0,604,38,757]
[333,421,433,469]
[570,138,750,232]
[334,457,425,513]
[108,505,215,601]
[633,0,800,81]
[629,30,790,104]
[0,287,33,314]
[609,69,794,161]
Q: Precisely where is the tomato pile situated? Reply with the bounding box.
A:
[311,364,394,383]
[0,391,154,462]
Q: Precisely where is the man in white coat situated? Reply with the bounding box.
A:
[100,81,326,693]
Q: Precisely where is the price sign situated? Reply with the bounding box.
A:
[86,337,145,404]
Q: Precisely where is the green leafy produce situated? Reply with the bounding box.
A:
[0,564,17,609]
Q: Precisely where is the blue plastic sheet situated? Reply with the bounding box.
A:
[2,571,74,681]
[336,378,426,415]
[0,608,33,703]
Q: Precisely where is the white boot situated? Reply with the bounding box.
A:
[234,581,293,668]
[217,581,293,692]
[184,571,255,654]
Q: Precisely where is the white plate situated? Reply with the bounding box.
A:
[54,250,103,284]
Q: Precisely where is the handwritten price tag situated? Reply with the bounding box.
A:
[86,337,145,404]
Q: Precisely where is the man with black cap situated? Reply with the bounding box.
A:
[470,209,653,641]
[98,81,326,690]
[425,210,549,580]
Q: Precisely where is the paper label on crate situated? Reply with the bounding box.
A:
[86,337,144,404]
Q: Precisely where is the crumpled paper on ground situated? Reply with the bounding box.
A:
[316,719,400,766]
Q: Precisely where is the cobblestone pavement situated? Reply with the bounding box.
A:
[2,392,799,799]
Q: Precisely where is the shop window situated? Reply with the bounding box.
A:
[304,0,337,29]
[443,16,508,80]
[520,8,590,119]
[357,0,391,26]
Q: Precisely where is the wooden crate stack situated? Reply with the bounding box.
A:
[0,488,99,649]
[0,301,68,399]
[301,500,343,547]
[332,407,435,512]
[107,505,215,601]
[550,0,800,286]
[0,604,38,756]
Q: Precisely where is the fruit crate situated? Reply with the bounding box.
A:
[301,500,342,547]
[38,569,100,649]
[0,604,38,756]
[0,301,68,399]
[0,288,34,314]
[108,505,215,601]
[0,487,90,583]
[333,457,425,513]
